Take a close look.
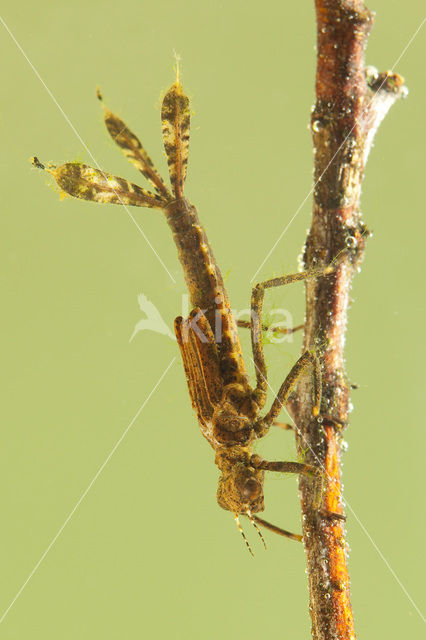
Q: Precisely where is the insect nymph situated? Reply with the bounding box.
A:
[33,75,336,553]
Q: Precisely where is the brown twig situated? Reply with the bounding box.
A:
[288,2,407,638]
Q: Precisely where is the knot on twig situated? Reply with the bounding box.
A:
[367,69,407,96]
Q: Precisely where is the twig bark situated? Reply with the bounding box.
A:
[289,2,407,638]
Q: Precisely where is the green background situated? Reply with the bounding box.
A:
[1,1,424,638]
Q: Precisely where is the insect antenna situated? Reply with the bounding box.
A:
[246,509,267,550]
[234,514,254,557]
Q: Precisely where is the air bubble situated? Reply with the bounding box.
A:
[345,236,357,249]
[365,65,379,84]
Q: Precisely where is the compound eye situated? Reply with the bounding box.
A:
[242,478,261,501]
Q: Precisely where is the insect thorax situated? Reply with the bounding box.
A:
[211,383,260,446]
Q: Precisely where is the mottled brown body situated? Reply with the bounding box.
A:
[165,198,248,387]
[33,78,333,548]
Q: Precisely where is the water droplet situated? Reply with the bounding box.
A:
[345,236,357,249]
[312,120,322,132]
[297,249,306,272]
[365,65,379,84]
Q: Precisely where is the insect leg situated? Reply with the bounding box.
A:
[250,265,334,409]
[251,515,303,542]
[261,349,322,429]
[251,455,320,478]
[237,319,304,336]
[273,421,294,431]
[251,454,324,509]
